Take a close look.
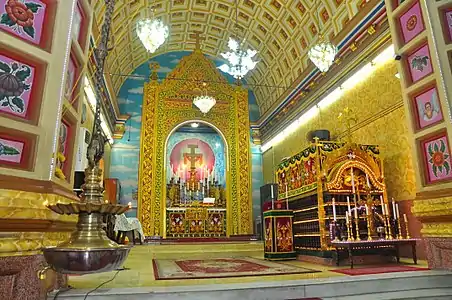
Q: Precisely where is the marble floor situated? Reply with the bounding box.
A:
[68,242,428,290]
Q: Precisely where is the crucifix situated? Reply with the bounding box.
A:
[184,145,203,170]
[189,31,206,50]
[149,62,160,80]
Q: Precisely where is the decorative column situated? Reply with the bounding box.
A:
[385,0,452,268]
[0,0,94,297]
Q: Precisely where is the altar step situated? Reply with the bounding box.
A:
[51,270,452,300]
[137,241,264,259]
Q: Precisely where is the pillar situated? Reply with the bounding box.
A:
[0,0,93,297]
[385,0,452,269]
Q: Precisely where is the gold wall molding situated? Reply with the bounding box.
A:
[0,232,71,257]
[421,223,452,238]
[0,188,76,255]
[138,50,252,237]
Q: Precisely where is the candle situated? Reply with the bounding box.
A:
[366,173,370,188]
[392,199,396,218]
[270,185,274,199]
[403,213,407,223]
[285,183,288,199]
[365,204,369,215]
[396,203,400,219]
[380,195,385,215]
[332,197,337,221]
[351,167,356,193]
[385,204,389,217]
[345,211,349,224]
[347,196,351,213]
[354,207,358,219]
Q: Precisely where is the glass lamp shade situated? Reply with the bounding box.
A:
[308,40,338,73]
[136,18,169,53]
[193,95,216,114]
[218,38,258,78]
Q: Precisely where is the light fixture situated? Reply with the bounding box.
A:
[193,95,216,114]
[219,38,258,78]
[308,38,338,73]
[218,0,258,79]
[261,44,395,153]
[190,123,199,128]
[136,5,169,53]
[308,2,337,73]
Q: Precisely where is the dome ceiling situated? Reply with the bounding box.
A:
[92,0,366,116]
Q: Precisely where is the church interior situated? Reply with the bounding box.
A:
[1,0,452,299]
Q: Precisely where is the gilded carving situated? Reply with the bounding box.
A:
[138,50,252,236]
[263,61,416,201]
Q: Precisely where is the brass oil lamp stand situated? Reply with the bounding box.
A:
[39,0,131,277]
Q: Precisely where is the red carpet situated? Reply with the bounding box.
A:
[153,257,319,280]
[331,265,429,276]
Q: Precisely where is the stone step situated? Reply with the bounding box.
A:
[50,270,452,300]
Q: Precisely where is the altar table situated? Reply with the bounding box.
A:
[166,207,226,238]
[331,239,419,268]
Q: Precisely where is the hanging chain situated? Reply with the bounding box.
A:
[86,0,116,167]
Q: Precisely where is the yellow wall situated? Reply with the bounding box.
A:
[263,61,417,201]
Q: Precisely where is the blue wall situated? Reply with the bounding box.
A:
[110,51,263,220]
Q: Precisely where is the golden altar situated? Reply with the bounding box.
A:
[166,202,227,238]
[137,45,252,238]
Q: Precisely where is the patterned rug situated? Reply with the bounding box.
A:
[331,265,430,276]
[152,257,318,280]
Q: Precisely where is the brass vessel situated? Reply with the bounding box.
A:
[42,166,131,275]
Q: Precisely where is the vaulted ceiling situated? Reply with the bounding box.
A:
[92,0,366,116]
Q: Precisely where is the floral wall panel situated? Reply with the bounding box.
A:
[0,137,23,163]
[413,86,443,130]
[422,134,452,184]
[0,0,46,45]
[407,44,433,84]
[0,53,35,118]
[443,9,452,43]
[0,128,36,170]
[64,55,76,102]
[399,1,424,44]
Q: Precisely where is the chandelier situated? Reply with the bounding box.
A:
[308,36,337,73]
[136,18,169,53]
[193,95,216,114]
[219,38,258,78]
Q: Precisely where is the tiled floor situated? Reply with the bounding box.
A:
[68,242,427,290]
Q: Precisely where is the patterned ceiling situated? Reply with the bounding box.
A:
[92,0,366,116]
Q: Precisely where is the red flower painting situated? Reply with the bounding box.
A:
[1,0,42,38]
[427,139,450,178]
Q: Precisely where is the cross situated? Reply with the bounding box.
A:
[189,31,206,50]
[183,145,203,170]
[149,62,160,80]
[337,107,357,144]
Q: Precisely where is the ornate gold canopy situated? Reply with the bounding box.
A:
[138,49,252,237]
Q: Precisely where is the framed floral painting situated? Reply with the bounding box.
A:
[0,137,23,164]
[0,53,35,118]
[407,44,433,84]
[442,8,452,43]
[399,1,424,44]
[413,86,443,130]
[0,127,36,170]
[65,54,79,104]
[72,2,86,47]
[0,0,47,45]
[422,133,452,184]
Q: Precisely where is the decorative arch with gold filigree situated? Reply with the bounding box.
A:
[138,49,252,237]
